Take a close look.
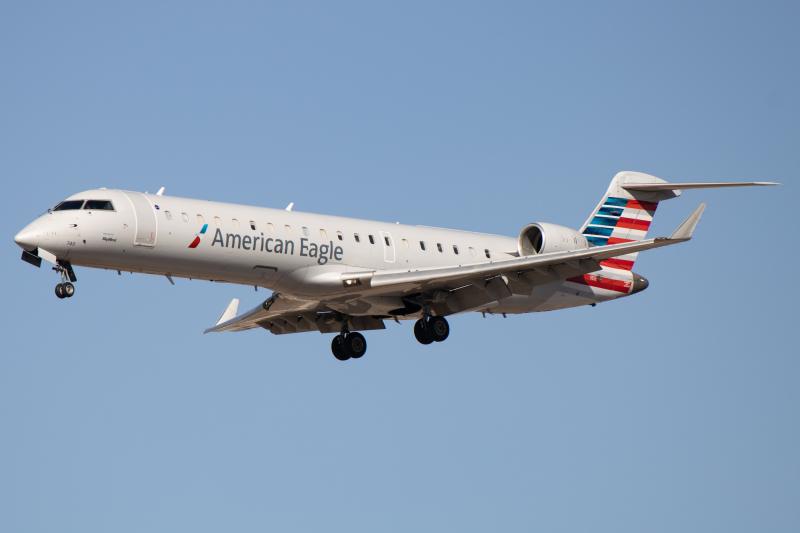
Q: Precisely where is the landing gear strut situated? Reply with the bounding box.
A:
[414,315,450,345]
[330,316,368,360]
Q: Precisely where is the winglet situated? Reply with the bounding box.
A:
[214,299,240,326]
[668,204,706,241]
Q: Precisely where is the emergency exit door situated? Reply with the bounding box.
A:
[380,231,395,263]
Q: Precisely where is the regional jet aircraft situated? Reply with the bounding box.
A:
[14,172,779,360]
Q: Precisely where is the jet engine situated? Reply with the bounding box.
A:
[517,223,590,256]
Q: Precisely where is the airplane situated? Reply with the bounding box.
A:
[14,171,779,360]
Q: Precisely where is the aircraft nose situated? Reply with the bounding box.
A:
[14,225,41,251]
[630,272,649,295]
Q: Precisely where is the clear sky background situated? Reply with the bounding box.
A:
[2,2,798,531]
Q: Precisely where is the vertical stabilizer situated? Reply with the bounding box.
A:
[580,172,680,270]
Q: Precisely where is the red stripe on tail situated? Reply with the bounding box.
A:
[616,217,651,231]
[606,237,635,245]
[600,258,634,271]
[626,199,659,211]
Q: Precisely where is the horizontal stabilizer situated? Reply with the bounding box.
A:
[623,181,781,191]
[215,299,239,326]
[668,204,706,241]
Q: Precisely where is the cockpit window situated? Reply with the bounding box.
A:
[53,200,85,211]
[83,200,114,210]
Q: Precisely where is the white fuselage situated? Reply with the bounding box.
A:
[15,189,639,317]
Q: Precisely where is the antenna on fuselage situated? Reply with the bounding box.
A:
[156,187,165,196]
[285,202,294,211]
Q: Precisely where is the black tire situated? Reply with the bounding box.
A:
[343,332,367,359]
[414,319,434,345]
[428,316,449,342]
[63,282,75,297]
[55,284,65,299]
[331,335,350,361]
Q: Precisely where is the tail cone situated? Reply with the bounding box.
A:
[630,272,649,295]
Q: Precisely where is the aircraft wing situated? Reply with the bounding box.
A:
[204,292,386,335]
[342,204,707,296]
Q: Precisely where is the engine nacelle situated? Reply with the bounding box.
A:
[517,222,590,256]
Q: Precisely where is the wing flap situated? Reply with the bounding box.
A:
[204,293,387,335]
[204,293,321,333]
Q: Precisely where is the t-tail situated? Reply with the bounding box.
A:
[581,171,780,271]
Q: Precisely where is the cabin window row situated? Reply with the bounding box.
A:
[419,241,490,258]
[163,211,491,258]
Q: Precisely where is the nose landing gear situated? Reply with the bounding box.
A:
[55,282,75,299]
[53,261,77,299]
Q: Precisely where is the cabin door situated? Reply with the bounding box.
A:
[121,191,158,247]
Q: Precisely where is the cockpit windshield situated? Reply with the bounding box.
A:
[84,200,114,210]
[53,200,85,211]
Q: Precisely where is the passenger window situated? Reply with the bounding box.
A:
[214,217,222,226]
[453,245,459,254]
[84,200,114,210]
[469,247,476,257]
[437,243,443,253]
[485,249,491,258]
[197,215,204,224]
[53,200,85,211]
[182,213,189,222]
[337,231,343,241]
[267,223,275,232]
[302,227,309,236]
[402,239,409,248]
[284,225,292,235]
[165,211,172,220]
[368,235,375,244]
[250,221,256,230]
[232,219,240,228]
[420,241,426,250]
[384,236,391,246]
[354,234,360,243]
[320,229,327,238]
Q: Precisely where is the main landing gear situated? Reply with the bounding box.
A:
[331,332,367,361]
[414,316,449,345]
[331,316,368,361]
[330,313,450,359]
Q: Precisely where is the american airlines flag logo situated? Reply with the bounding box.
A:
[189,224,209,248]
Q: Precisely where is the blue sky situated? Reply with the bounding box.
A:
[2,2,798,531]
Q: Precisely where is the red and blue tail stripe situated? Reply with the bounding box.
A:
[582,197,658,270]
